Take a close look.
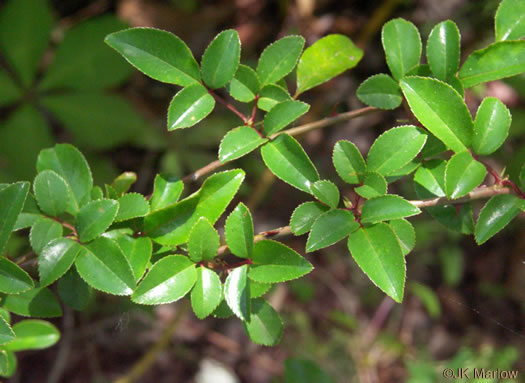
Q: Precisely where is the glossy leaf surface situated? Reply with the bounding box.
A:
[191,267,222,319]
[224,265,250,321]
[257,35,304,85]
[33,170,71,216]
[0,257,34,294]
[201,29,240,89]
[361,195,421,223]
[167,84,215,130]
[0,182,29,253]
[263,101,310,136]
[225,203,254,259]
[114,236,152,282]
[4,320,59,352]
[472,97,511,155]
[29,218,62,255]
[356,74,402,109]
[355,172,388,199]
[243,298,282,346]
[381,18,421,80]
[426,20,460,81]
[39,238,81,287]
[290,202,330,236]
[188,218,219,262]
[444,152,486,199]
[389,218,415,256]
[115,193,149,222]
[2,286,62,318]
[475,194,522,245]
[149,174,183,211]
[495,0,525,41]
[332,140,366,184]
[306,209,360,252]
[219,126,267,163]
[228,64,260,102]
[311,180,339,208]
[75,199,119,243]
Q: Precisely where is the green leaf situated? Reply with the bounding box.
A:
[290,202,330,236]
[224,264,250,321]
[0,182,29,253]
[444,151,486,199]
[389,219,415,256]
[0,0,54,87]
[311,180,339,208]
[191,267,222,319]
[75,237,135,295]
[167,83,215,131]
[257,35,305,85]
[263,100,310,136]
[228,64,260,102]
[261,134,319,194]
[212,299,234,319]
[426,20,460,82]
[367,126,427,176]
[57,268,92,311]
[114,236,152,282]
[115,193,149,222]
[257,84,291,112]
[296,34,363,95]
[0,68,22,107]
[188,218,219,262]
[111,172,137,196]
[0,257,33,294]
[37,143,93,208]
[105,27,201,86]
[132,255,196,304]
[356,74,402,109]
[243,298,282,346]
[4,320,59,351]
[14,212,41,232]
[332,140,366,184]
[201,29,240,89]
[459,41,525,88]
[361,195,421,224]
[250,239,313,283]
[347,223,405,302]
[150,174,183,211]
[475,194,522,245]
[225,203,254,259]
[38,238,80,287]
[39,15,133,90]
[284,358,336,383]
[399,77,473,153]
[218,126,267,163]
[0,350,15,377]
[29,218,62,255]
[33,170,72,216]
[495,0,525,41]
[250,281,272,298]
[0,317,14,346]
[355,172,388,199]
[2,286,62,318]
[409,282,441,318]
[41,92,150,149]
[75,199,119,242]
[306,209,359,252]
[381,18,421,81]
[413,159,447,197]
[145,169,245,246]
[472,97,512,155]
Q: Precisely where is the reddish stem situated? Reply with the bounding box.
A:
[502,179,525,199]
[208,89,248,124]
[249,95,259,126]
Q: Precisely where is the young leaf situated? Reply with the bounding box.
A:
[0,257,34,294]
[426,20,460,82]
[57,268,92,311]
[381,18,422,80]
[356,74,402,110]
[355,172,388,199]
[105,27,201,86]
[224,264,251,321]
[399,77,473,153]
[2,286,62,318]
[257,84,291,112]
[249,239,313,283]
[111,172,137,196]
[145,169,245,246]
[444,151,486,199]
[3,320,59,352]
[472,97,511,155]
[311,180,339,208]
[37,144,93,209]
[262,100,310,136]
[191,267,222,319]
[33,170,72,216]
[257,35,305,85]
[290,202,330,236]
[29,218,63,255]
[495,0,525,41]
[201,29,241,89]
[150,174,183,211]
[225,203,254,259]
[76,237,135,295]
[332,140,366,184]
[39,238,81,287]
[0,182,29,253]
[389,218,415,256]
[132,255,197,305]
[413,159,447,197]
[167,83,215,131]
[347,223,405,302]
[0,0,54,87]
[296,34,363,95]
[306,209,359,252]
[261,134,320,194]
[228,64,260,102]
[115,193,149,222]
[250,281,272,298]
[114,236,152,282]
[459,41,525,88]
[75,199,119,243]
[367,126,427,176]
[475,194,522,245]
[0,317,14,346]
[218,126,268,163]
[243,298,282,346]
[361,195,421,223]
[188,218,219,262]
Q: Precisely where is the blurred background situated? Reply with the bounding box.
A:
[0,0,524,382]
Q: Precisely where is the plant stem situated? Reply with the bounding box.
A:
[409,184,511,208]
[209,90,249,124]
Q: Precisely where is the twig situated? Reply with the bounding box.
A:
[409,185,511,208]
[209,90,249,124]
[216,226,292,258]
